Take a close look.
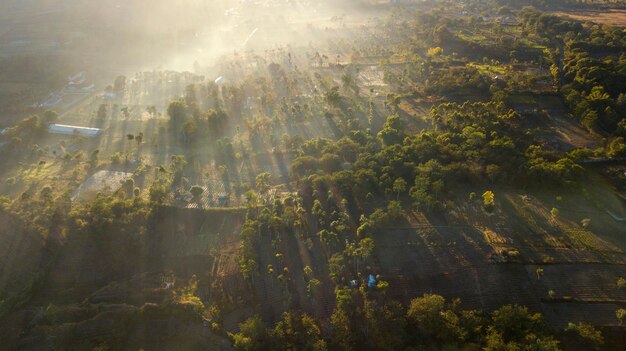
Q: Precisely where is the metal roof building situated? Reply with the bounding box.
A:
[48,124,102,137]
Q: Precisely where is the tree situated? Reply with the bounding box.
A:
[490,305,545,343]
[167,100,187,127]
[617,309,626,325]
[190,185,204,199]
[121,106,130,119]
[406,294,463,347]
[377,115,404,146]
[608,137,626,158]
[427,47,443,58]
[271,312,327,351]
[113,75,126,93]
[617,277,626,289]
[43,110,58,124]
[393,178,407,200]
[565,322,604,351]
[325,86,342,106]
[231,315,272,351]
[96,104,107,120]
[550,207,559,222]
[536,268,544,280]
[255,172,271,194]
[182,120,198,143]
[482,191,495,213]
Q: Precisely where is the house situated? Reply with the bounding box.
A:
[214,76,226,85]
[48,124,102,137]
[497,16,517,25]
[68,72,86,86]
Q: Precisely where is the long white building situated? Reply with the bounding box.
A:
[48,124,102,137]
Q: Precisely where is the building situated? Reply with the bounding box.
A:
[68,72,86,86]
[48,124,102,137]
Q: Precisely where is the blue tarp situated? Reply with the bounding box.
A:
[368,274,377,288]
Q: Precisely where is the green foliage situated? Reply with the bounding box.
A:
[565,322,604,351]
[427,46,443,58]
[190,185,204,199]
[550,207,559,219]
[617,309,626,325]
[271,312,327,351]
[482,190,495,212]
[608,137,626,158]
[167,100,188,126]
[406,294,463,347]
[377,115,405,146]
[231,315,272,351]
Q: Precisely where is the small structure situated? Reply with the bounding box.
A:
[68,72,86,86]
[48,124,102,137]
[214,76,226,85]
[367,274,377,288]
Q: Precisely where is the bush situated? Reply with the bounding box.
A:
[190,185,204,198]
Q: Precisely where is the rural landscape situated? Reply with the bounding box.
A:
[0,0,625,350]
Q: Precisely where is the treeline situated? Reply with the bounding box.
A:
[231,292,606,351]
[289,101,584,216]
[519,8,626,141]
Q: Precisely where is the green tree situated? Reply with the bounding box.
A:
[43,110,58,124]
[550,207,559,220]
[406,294,463,348]
[393,178,407,200]
[190,185,204,199]
[427,47,443,58]
[565,322,604,351]
[255,172,271,194]
[489,305,547,345]
[608,137,626,158]
[271,312,327,351]
[96,104,107,120]
[617,309,626,325]
[482,191,495,213]
[167,100,188,127]
[231,315,272,351]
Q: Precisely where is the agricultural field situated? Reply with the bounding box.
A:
[553,9,626,27]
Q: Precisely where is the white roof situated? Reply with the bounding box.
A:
[48,124,102,136]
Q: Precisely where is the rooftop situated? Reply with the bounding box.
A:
[48,124,102,137]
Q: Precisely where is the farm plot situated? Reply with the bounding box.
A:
[168,181,241,209]
[526,264,626,303]
[371,211,541,310]
[541,302,624,328]
[71,170,133,201]
[553,9,626,27]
